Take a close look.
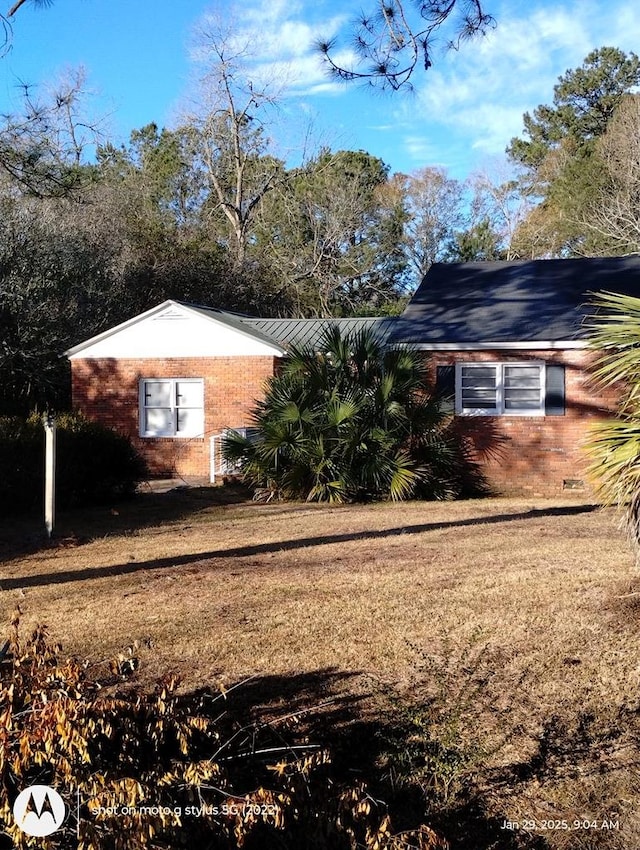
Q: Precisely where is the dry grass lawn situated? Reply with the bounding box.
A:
[1,487,639,848]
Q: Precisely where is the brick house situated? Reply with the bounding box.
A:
[387,255,640,496]
[66,255,640,495]
[65,300,394,481]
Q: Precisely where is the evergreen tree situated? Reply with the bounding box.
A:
[446,219,502,262]
[508,47,640,257]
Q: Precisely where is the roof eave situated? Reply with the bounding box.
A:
[396,340,589,350]
[64,300,179,357]
[65,299,287,358]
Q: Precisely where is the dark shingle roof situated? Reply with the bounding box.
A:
[390,256,640,345]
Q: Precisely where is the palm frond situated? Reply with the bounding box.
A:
[221,429,254,464]
[584,292,640,553]
[584,419,640,504]
[388,451,421,501]
[586,291,640,408]
[325,397,360,428]
[224,324,485,502]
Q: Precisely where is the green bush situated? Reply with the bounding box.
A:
[0,413,147,514]
[223,326,487,503]
[378,633,497,814]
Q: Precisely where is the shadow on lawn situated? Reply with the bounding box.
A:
[245,667,633,848]
[197,665,631,850]
[0,503,598,592]
[0,482,252,562]
[214,668,553,850]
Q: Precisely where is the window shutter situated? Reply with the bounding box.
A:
[545,364,565,416]
[435,365,455,413]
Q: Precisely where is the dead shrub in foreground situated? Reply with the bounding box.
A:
[0,610,446,850]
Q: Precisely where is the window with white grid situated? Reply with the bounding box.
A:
[139,379,204,437]
[456,363,545,416]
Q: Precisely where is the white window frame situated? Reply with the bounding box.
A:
[455,362,546,416]
[139,378,205,438]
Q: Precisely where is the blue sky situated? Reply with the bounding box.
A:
[2,0,640,180]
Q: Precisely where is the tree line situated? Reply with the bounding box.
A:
[1,30,640,415]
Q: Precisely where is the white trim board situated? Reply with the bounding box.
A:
[65,300,286,359]
[406,340,588,351]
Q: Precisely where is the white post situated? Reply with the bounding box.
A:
[44,414,56,538]
[210,434,217,483]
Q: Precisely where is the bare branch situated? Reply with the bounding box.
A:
[183,19,285,271]
[581,95,640,252]
[0,67,107,198]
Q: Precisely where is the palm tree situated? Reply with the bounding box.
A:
[224,326,484,503]
[584,291,640,549]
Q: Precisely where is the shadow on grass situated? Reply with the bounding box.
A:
[183,668,634,849]
[0,658,555,850]
[201,668,553,850]
[0,503,598,592]
[0,482,252,562]
[236,668,635,849]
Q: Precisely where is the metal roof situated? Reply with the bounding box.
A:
[65,299,396,358]
[390,255,640,345]
[236,316,397,349]
[179,304,397,350]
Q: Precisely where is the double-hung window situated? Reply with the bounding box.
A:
[456,363,545,416]
[140,378,204,437]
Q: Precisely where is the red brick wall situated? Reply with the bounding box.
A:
[429,349,618,497]
[70,357,278,477]
[71,349,618,494]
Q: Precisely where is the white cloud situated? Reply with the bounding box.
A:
[403,134,448,165]
[193,0,350,96]
[187,0,640,177]
[465,104,530,153]
[399,0,640,169]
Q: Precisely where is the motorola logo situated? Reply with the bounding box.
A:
[12,785,66,837]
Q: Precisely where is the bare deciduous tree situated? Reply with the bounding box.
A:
[468,162,535,260]
[398,166,464,280]
[184,21,284,271]
[582,94,640,253]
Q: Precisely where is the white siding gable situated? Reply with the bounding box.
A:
[66,302,284,359]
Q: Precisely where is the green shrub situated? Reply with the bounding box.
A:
[223,326,487,503]
[377,632,509,814]
[0,413,147,515]
[0,416,42,514]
